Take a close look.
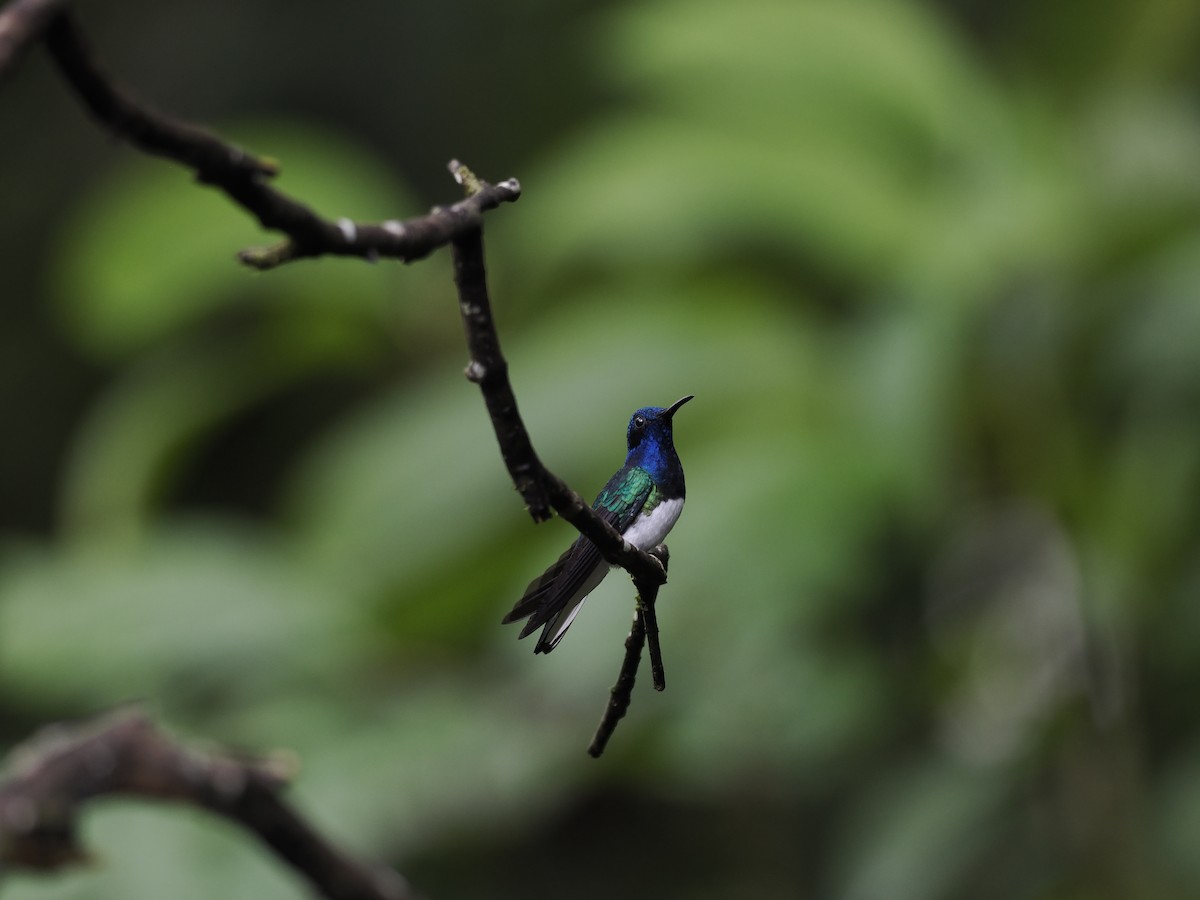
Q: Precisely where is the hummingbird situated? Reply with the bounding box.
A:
[503,395,693,653]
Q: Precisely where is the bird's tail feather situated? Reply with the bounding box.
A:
[502,541,608,651]
[501,546,575,627]
[532,563,609,652]
[533,600,587,654]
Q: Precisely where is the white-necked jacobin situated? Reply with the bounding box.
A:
[503,395,693,653]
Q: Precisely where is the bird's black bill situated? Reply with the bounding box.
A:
[663,395,694,419]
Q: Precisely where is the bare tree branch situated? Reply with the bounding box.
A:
[588,545,670,757]
[15,4,663,596]
[448,161,670,590]
[448,162,671,739]
[588,610,647,758]
[3,3,674,761]
[38,11,520,269]
[0,0,64,80]
[0,710,421,900]
[449,206,551,523]
[635,544,670,693]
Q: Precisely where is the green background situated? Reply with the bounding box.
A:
[1,0,1199,897]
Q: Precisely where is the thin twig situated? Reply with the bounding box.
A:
[635,544,669,692]
[40,12,520,269]
[640,601,666,691]
[588,611,647,758]
[0,710,420,900]
[587,545,670,756]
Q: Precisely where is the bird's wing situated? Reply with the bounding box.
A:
[502,466,653,640]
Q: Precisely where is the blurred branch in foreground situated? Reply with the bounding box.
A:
[0,710,420,900]
[0,0,64,78]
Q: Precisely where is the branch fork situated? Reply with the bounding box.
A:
[447,163,673,755]
[4,0,671,780]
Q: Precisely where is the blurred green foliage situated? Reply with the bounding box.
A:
[1,0,1199,898]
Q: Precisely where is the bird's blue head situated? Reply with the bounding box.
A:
[625,395,693,486]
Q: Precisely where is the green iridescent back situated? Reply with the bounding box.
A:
[594,466,659,524]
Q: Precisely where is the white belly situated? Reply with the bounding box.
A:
[621,497,684,551]
[539,496,684,652]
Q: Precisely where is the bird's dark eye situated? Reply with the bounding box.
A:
[634,416,646,428]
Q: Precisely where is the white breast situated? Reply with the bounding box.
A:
[540,496,684,652]
[621,497,685,551]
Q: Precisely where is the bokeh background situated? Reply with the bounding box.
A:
[2,0,1200,897]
